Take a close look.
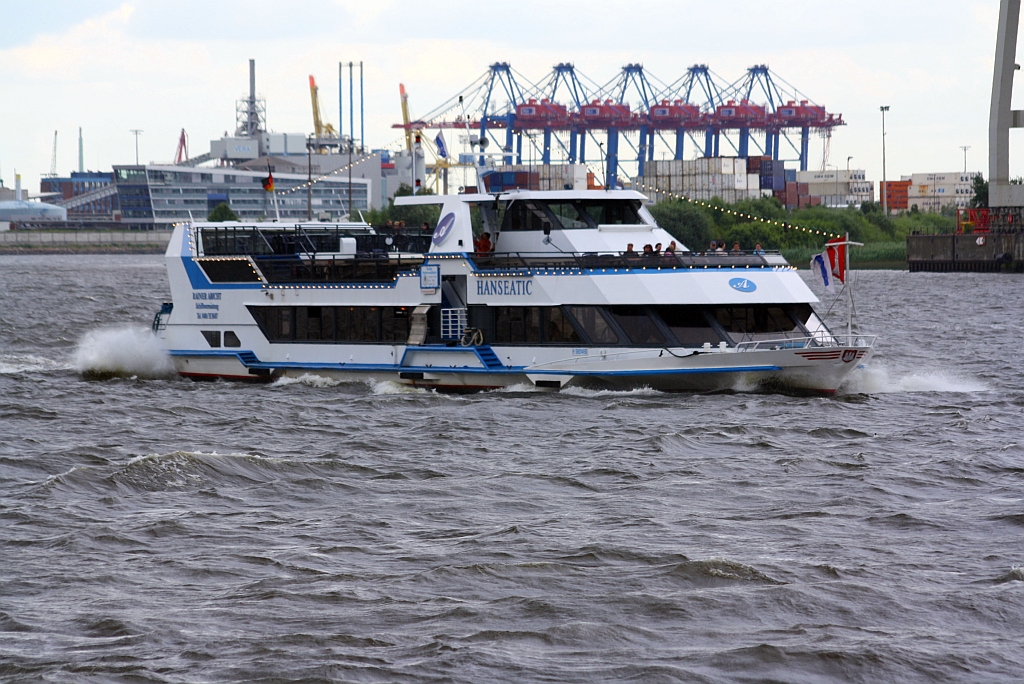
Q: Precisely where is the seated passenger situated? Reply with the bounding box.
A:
[665,241,677,253]
[732,241,742,253]
[643,244,654,256]
[654,243,662,255]
[623,243,638,257]
[753,242,765,255]
[715,241,726,253]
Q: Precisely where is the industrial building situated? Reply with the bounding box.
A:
[112,164,372,229]
[40,171,115,218]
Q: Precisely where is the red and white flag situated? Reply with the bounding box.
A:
[825,237,846,285]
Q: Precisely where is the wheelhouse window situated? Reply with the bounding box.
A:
[546,202,591,229]
[500,201,553,232]
[579,199,643,225]
[224,331,241,347]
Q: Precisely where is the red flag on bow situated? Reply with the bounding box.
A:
[825,237,846,285]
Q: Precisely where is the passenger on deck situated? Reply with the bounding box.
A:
[708,240,718,254]
[643,244,654,256]
[475,232,493,253]
[715,241,726,253]
[665,241,677,253]
[623,243,637,257]
[753,242,765,255]
[384,220,394,231]
[654,243,662,255]
[732,241,742,253]
[421,221,430,234]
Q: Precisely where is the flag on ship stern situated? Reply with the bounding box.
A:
[811,251,836,295]
[262,167,275,192]
[825,237,847,284]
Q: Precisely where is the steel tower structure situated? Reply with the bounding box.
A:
[393,62,843,186]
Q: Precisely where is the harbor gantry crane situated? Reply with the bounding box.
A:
[391,62,843,186]
[309,75,340,153]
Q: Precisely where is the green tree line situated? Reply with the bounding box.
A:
[647,196,956,252]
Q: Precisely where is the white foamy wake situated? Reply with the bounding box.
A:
[0,353,75,375]
[74,327,176,379]
[840,365,989,395]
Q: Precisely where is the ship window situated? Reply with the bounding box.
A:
[714,306,803,343]
[546,202,591,229]
[501,201,553,232]
[568,307,619,345]
[544,307,582,344]
[653,306,721,346]
[201,330,221,347]
[337,306,379,342]
[579,199,643,225]
[248,306,415,344]
[606,306,666,345]
[493,307,541,343]
[224,331,241,347]
[381,307,411,342]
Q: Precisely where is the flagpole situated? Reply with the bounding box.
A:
[273,187,280,221]
[845,231,852,341]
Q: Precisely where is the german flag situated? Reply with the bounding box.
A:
[262,171,275,192]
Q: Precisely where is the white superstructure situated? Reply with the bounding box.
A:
[153,189,874,393]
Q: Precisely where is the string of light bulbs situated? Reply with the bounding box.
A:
[634,181,842,239]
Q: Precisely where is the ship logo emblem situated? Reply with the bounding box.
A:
[432,212,457,246]
[842,350,857,363]
[728,277,756,293]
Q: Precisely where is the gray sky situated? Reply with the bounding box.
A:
[0,1,1010,192]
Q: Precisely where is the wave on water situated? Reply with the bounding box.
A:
[559,385,664,398]
[74,326,176,379]
[840,364,989,395]
[0,353,75,375]
[272,373,344,389]
[368,380,431,395]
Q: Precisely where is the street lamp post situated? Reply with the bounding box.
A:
[130,129,143,166]
[307,137,313,221]
[847,155,853,206]
[880,106,890,214]
[960,145,971,173]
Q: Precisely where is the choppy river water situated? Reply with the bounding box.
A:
[1,254,1023,682]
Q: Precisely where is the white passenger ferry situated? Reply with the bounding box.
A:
[153,189,874,393]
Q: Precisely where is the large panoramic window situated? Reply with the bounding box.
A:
[605,306,666,345]
[247,306,410,343]
[567,307,619,345]
[713,306,803,343]
[653,306,722,347]
[493,307,541,343]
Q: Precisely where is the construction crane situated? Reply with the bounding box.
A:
[309,75,338,152]
[399,83,414,152]
[44,130,58,178]
[174,129,189,164]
